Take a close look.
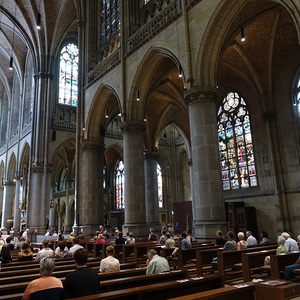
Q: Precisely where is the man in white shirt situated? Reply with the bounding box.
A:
[35,240,54,261]
[22,228,30,241]
[281,232,299,252]
[68,238,84,257]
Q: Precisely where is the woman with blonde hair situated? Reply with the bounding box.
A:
[237,232,247,250]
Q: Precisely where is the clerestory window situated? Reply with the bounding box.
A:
[58,43,78,106]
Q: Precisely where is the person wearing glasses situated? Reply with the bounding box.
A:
[22,257,63,300]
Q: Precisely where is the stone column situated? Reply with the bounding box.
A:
[0,185,3,224]
[27,165,50,235]
[185,87,226,239]
[263,111,291,234]
[119,120,148,237]
[12,176,21,233]
[77,141,104,236]
[144,152,160,231]
[1,181,15,232]
[64,178,73,233]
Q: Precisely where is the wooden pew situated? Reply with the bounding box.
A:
[167,283,255,300]
[196,247,224,276]
[217,244,277,284]
[0,266,146,298]
[270,252,300,279]
[66,274,223,300]
[176,244,224,271]
[100,269,187,292]
[241,249,277,281]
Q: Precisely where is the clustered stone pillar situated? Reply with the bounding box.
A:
[77,141,104,236]
[144,152,161,232]
[185,87,227,239]
[12,176,21,233]
[120,120,148,237]
[1,180,15,232]
[27,166,49,235]
[262,111,291,235]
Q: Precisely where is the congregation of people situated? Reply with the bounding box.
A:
[1,225,300,299]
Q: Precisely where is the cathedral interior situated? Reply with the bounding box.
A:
[0,0,300,241]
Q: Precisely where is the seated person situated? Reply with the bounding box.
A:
[17,242,34,261]
[224,231,237,251]
[23,257,63,300]
[35,240,54,261]
[169,231,191,258]
[55,241,69,258]
[215,230,226,246]
[284,252,300,280]
[146,249,170,274]
[95,234,106,245]
[0,244,12,263]
[64,248,100,298]
[164,233,175,248]
[265,235,288,265]
[68,238,84,257]
[125,232,135,244]
[99,245,120,272]
[115,231,127,244]
[237,232,247,250]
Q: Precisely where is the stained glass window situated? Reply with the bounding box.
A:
[293,75,300,113]
[115,160,124,209]
[59,43,78,106]
[217,92,257,190]
[157,163,163,208]
[100,0,120,45]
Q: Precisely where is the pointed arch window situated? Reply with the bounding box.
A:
[293,74,300,113]
[157,163,163,208]
[59,43,78,106]
[217,92,257,190]
[100,0,120,42]
[115,160,124,209]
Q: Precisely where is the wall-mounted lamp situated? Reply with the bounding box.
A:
[137,90,140,101]
[9,56,13,70]
[82,121,86,131]
[240,26,245,42]
[179,65,183,78]
[36,13,41,30]
[105,108,109,118]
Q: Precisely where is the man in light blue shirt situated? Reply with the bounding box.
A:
[246,231,257,245]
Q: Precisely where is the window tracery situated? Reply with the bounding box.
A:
[217,92,257,190]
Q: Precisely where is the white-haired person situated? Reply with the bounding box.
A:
[264,235,288,266]
[23,257,63,300]
[281,232,299,253]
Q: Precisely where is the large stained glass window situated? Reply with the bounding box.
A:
[115,160,124,209]
[157,163,163,208]
[59,43,78,106]
[217,92,257,190]
[100,0,120,45]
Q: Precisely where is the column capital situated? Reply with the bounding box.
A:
[119,120,146,134]
[32,163,44,173]
[184,86,218,106]
[144,152,158,160]
[80,141,103,151]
